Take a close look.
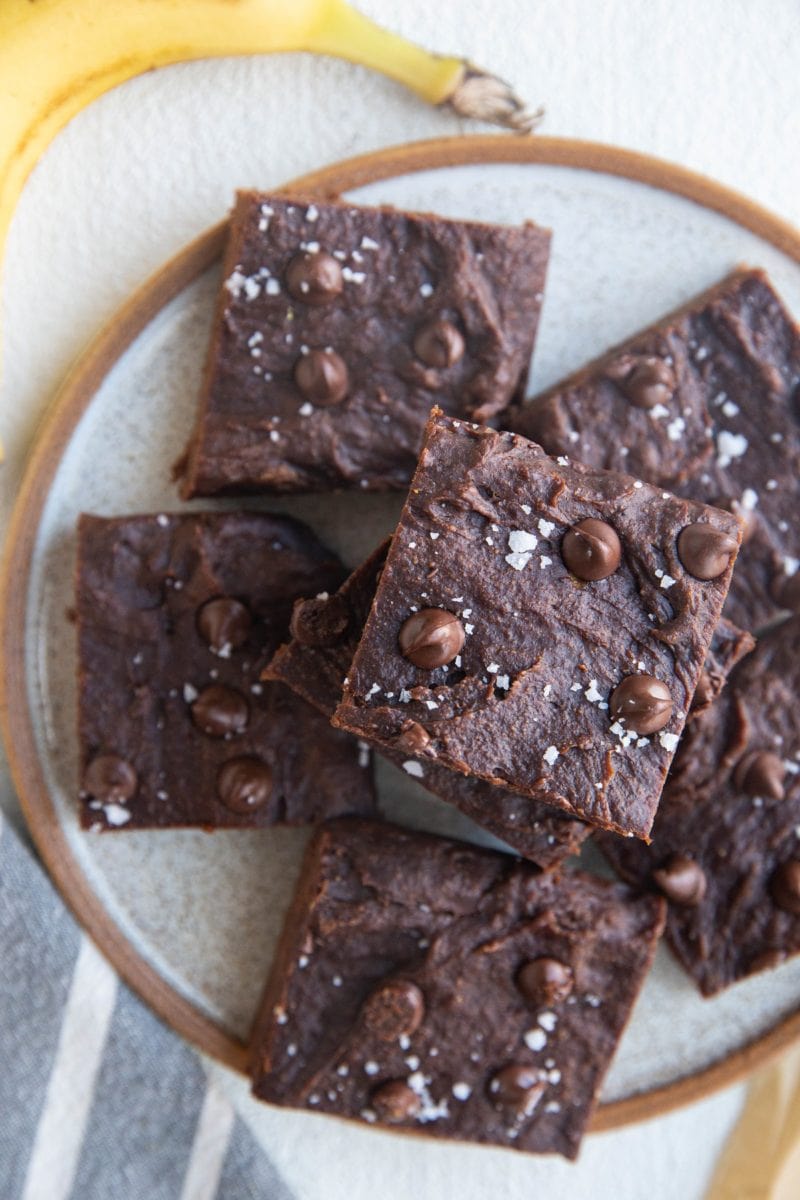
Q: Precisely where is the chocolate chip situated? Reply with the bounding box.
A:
[677,524,738,581]
[609,675,672,734]
[413,319,465,368]
[216,757,273,813]
[517,958,574,1005]
[652,855,707,905]
[294,349,349,406]
[290,594,349,647]
[561,518,621,581]
[398,608,465,669]
[734,751,785,800]
[83,755,137,802]
[395,721,432,755]
[691,671,714,711]
[371,1080,421,1124]
[285,250,343,305]
[488,1065,546,1119]
[609,356,675,409]
[771,861,800,915]
[190,685,249,737]
[713,496,757,544]
[196,597,252,652]
[362,980,425,1040]
[775,572,800,613]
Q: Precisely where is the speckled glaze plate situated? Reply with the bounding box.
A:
[4,137,800,1135]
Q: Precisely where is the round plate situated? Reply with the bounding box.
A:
[4,136,800,1135]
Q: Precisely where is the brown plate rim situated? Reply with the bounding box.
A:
[3,133,800,1134]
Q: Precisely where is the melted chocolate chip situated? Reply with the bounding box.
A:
[216,756,273,813]
[371,1080,421,1124]
[775,572,800,613]
[488,1065,546,1119]
[398,608,465,669]
[771,861,800,915]
[190,685,249,737]
[83,755,137,802]
[652,855,707,905]
[290,594,350,647]
[677,523,738,581]
[517,957,574,1005]
[362,980,425,1040]
[294,349,349,406]
[196,597,252,652]
[713,496,757,544]
[285,250,343,305]
[413,319,465,368]
[610,356,675,409]
[395,721,432,755]
[609,675,673,734]
[734,751,785,800]
[561,518,621,581]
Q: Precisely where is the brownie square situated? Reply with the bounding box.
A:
[77,511,375,830]
[250,818,665,1159]
[598,616,800,996]
[265,541,590,868]
[689,616,754,720]
[180,192,550,496]
[334,412,743,840]
[505,269,800,630]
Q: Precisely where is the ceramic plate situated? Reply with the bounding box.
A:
[5,137,800,1132]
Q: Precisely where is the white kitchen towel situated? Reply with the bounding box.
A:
[0,806,293,1200]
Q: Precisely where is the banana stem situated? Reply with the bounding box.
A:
[307,0,542,132]
[306,0,465,104]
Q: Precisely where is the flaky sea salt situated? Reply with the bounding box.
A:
[103,804,131,827]
[524,1028,547,1052]
[717,430,748,467]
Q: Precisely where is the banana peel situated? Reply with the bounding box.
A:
[0,0,541,460]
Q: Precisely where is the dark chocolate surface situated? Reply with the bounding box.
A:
[250,819,665,1159]
[181,192,550,496]
[265,542,591,868]
[689,617,754,720]
[334,413,742,840]
[77,512,375,829]
[597,616,800,996]
[505,270,800,630]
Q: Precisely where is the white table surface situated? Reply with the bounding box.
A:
[3,1,799,1195]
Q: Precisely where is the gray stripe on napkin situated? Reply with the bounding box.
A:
[216,1116,295,1200]
[0,815,82,1199]
[68,985,207,1200]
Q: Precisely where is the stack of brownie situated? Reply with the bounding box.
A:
[75,190,800,1159]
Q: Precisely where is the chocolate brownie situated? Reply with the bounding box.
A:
[180,192,551,496]
[264,542,591,868]
[505,269,800,630]
[689,617,754,720]
[77,512,375,830]
[597,616,800,996]
[333,412,743,840]
[250,819,665,1159]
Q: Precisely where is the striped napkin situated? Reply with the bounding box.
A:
[0,807,294,1200]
